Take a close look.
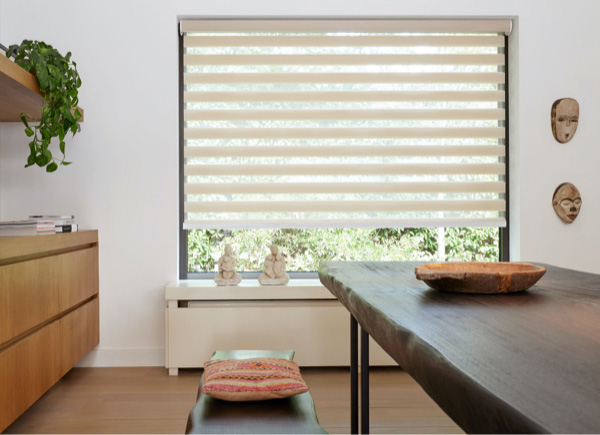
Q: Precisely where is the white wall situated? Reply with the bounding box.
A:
[1,0,599,367]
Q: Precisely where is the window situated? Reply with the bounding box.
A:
[179,19,510,277]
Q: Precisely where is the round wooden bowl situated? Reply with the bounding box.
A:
[414,262,546,294]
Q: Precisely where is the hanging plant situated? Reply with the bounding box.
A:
[6,40,82,172]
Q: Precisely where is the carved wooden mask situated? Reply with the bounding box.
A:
[552,182,582,223]
[551,98,579,143]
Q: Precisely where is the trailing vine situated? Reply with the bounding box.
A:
[6,40,82,172]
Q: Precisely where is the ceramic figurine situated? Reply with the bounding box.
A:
[258,244,290,285]
[552,182,582,223]
[214,244,242,286]
[551,98,579,143]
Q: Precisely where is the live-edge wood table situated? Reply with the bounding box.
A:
[318,261,600,434]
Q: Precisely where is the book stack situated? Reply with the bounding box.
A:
[35,220,57,235]
[0,215,79,237]
[0,220,54,236]
[29,215,78,233]
[0,220,37,237]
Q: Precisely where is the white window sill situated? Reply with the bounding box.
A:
[165,278,333,301]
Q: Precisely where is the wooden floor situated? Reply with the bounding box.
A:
[4,366,464,434]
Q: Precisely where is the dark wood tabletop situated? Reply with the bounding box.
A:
[319,261,600,434]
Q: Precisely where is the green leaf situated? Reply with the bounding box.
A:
[59,140,66,155]
[62,161,72,166]
[24,126,34,137]
[17,60,31,71]
[47,65,60,77]
[48,77,58,92]
[7,44,18,57]
[26,154,36,167]
[46,162,58,173]
[64,110,75,123]
[37,67,49,89]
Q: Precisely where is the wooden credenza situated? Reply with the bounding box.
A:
[0,230,99,432]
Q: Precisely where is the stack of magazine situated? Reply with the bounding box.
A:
[29,215,78,233]
[0,220,46,237]
[0,215,78,237]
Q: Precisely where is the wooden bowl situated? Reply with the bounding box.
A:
[414,262,546,294]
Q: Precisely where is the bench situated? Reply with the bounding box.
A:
[185,350,327,434]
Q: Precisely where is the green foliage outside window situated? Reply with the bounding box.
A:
[187,227,499,273]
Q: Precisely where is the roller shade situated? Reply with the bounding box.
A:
[181,19,509,229]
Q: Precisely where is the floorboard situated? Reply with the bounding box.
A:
[4,366,464,434]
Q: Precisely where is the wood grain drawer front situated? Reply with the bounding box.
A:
[0,256,59,346]
[0,320,62,432]
[60,298,100,373]
[58,247,99,312]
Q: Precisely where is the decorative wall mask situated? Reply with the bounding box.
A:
[552,182,582,223]
[551,98,579,143]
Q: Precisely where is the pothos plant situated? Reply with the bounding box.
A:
[6,40,82,172]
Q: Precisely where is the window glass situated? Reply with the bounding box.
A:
[188,227,499,273]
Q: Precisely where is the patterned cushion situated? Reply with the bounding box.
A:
[200,357,309,401]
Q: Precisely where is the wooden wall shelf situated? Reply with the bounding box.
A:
[0,54,84,122]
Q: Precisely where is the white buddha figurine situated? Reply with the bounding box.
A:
[258,244,290,285]
[214,244,242,286]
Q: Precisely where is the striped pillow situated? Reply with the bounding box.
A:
[201,357,309,401]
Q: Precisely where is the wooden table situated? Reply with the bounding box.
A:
[318,261,600,434]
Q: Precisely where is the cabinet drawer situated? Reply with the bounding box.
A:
[0,320,62,432]
[0,257,59,346]
[58,247,99,311]
[60,298,100,373]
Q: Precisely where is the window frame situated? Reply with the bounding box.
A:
[499,33,510,262]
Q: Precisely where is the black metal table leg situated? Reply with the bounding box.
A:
[361,327,370,434]
[350,315,359,434]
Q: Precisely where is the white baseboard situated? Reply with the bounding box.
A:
[76,348,165,367]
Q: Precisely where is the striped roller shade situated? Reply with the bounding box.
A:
[181,19,510,229]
